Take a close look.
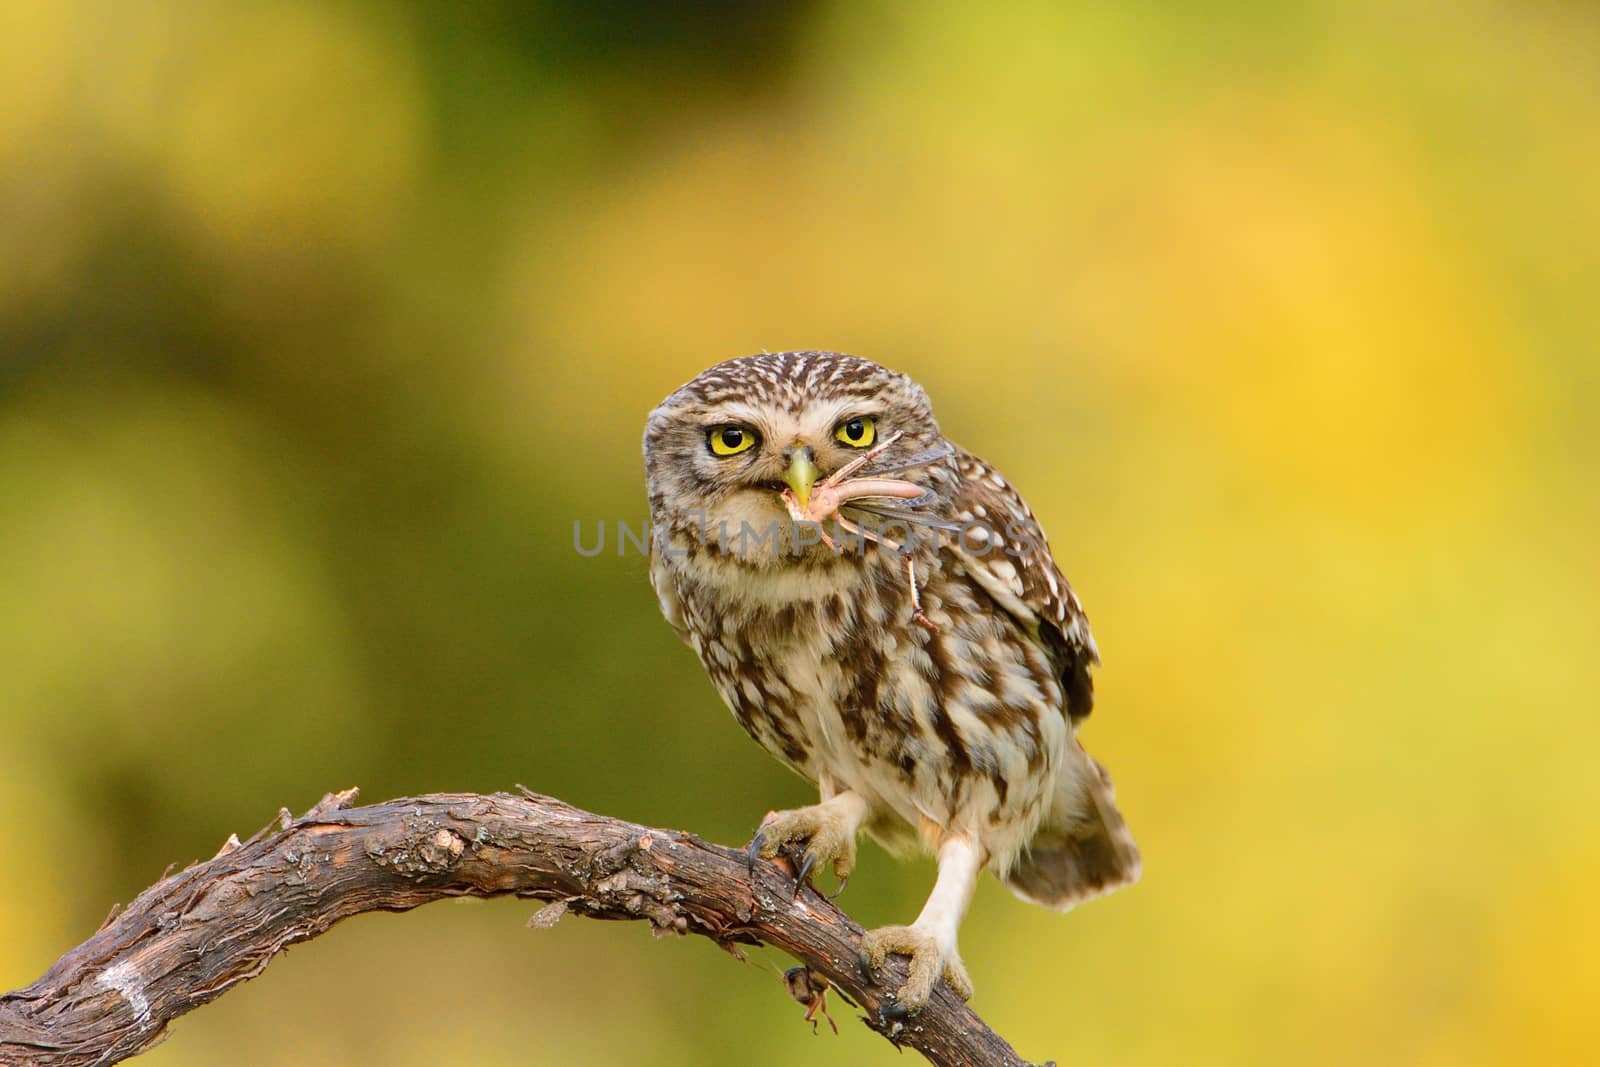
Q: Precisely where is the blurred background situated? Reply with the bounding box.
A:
[2,1,1596,1064]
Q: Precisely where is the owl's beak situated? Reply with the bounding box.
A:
[782,447,820,511]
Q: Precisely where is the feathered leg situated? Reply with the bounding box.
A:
[860,833,982,1014]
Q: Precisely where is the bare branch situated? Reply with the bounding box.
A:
[0,789,1044,1067]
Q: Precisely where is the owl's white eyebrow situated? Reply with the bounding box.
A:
[701,402,768,427]
[822,404,882,428]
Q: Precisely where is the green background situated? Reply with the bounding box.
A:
[2,2,1596,1064]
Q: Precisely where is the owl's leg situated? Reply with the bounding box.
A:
[749,790,869,892]
[860,834,981,1015]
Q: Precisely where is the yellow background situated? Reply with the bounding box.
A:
[2,2,1596,1064]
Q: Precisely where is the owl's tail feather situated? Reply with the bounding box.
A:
[1001,741,1141,911]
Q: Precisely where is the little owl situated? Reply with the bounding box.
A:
[643,351,1139,1013]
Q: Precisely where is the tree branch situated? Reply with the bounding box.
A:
[0,788,1044,1067]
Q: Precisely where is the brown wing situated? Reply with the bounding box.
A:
[943,447,1100,722]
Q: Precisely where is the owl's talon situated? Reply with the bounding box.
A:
[828,876,849,900]
[859,923,973,1014]
[746,831,767,874]
[792,849,817,897]
[749,798,861,892]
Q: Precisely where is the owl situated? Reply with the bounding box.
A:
[643,351,1139,1013]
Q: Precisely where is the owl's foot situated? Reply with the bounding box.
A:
[859,833,983,1016]
[748,792,868,895]
[859,924,974,1015]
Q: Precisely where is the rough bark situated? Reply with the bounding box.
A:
[0,788,1045,1067]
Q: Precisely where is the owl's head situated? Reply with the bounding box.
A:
[644,351,951,562]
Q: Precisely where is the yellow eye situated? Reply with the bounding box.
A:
[834,416,876,448]
[707,425,758,456]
